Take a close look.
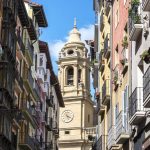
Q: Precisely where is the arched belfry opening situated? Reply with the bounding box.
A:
[66,66,74,85]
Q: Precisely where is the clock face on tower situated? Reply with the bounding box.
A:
[61,110,74,123]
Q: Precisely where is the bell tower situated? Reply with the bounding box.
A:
[58,20,95,150]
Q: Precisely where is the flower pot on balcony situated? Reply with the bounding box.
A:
[140,49,150,64]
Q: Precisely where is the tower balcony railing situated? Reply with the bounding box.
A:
[142,0,150,11]
[83,127,96,141]
[129,87,145,125]
[143,66,150,107]
[104,33,111,59]
[115,111,129,144]
[129,4,143,41]
[102,79,110,105]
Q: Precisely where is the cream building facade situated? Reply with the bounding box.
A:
[58,21,96,150]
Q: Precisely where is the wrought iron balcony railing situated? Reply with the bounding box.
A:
[115,110,129,144]
[94,135,108,150]
[15,69,23,90]
[102,79,110,105]
[129,4,143,41]
[104,33,110,59]
[129,87,145,125]
[0,61,15,100]
[19,132,35,150]
[17,32,25,54]
[143,66,150,107]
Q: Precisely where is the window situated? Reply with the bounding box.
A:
[67,67,74,85]
[115,46,119,66]
[115,9,119,28]
[88,114,90,123]
[78,69,81,83]
[65,131,70,134]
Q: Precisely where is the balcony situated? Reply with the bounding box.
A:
[102,79,110,105]
[0,61,15,100]
[120,48,128,75]
[46,117,53,131]
[19,133,35,150]
[113,64,120,90]
[24,70,34,93]
[100,10,104,31]
[34,81,40,99]
[22,101,38,127]
[105,0,111,16]
[84,127,96,141]
[107,126,120,150]
[115,111,129,144]
[129,5,143,41]
[15,69,23,91]
[25,40,34,65]
[46,95,53,107]
[94,135,107,150]
[99,51,105,72]
[143,66,150,107]
[142,0,150,11]
[104,33,111,59]
[3,0,17,24]
[129,87,145,125]
[16,32,25,56]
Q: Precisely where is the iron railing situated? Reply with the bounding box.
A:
[19,132,35,149]
[116,110,129,140]
[104,33,110,58]
[107,126,116,149]
[102,79,110,103]
[143,66,150,102]
[94,135,107,150]
[25,40,34,62]
[129,87,143,119]
[129,4,142,34]
[28,71,34,90]
[15,69,23,90]
[17,32,25,53]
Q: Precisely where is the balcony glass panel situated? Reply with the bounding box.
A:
[129,87,143,119]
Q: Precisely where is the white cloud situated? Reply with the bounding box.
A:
[49,25,94,59]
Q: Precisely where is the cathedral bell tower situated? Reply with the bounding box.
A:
[58,19,95,150]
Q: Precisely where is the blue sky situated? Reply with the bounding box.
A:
[34,0,94,42]
[33,0,95,97]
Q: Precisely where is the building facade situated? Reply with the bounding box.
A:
[58,22,96,150]
[0,0,64,150]
[93,0,150,150]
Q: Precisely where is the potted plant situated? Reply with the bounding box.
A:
[122,36,128,48]
[134,14,141,24]
[131,0,140,6]
[140,49,150,64]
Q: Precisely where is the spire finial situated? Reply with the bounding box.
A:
[74,18,77,28]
